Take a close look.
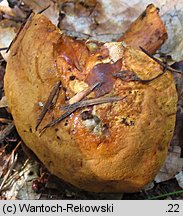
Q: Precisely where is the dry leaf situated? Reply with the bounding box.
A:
[0,152,18,191]
[0,0,14,16]
[0,122,15,143]
[0,24,16,60]
[59,0,144,40]
[58,0,166,42]
[1,0,181,60]
[95,0,147,35]
[154,146,183,183]
[1,159,41,200]
[0,96,8,108]
[175,171,183,189]
[0,145,9,177]
[160,0,183,61]
[143,181,155,191]
[0,1,20,60]
[169,62,183,167]
[0,0,9,8]
[23,0,59,25]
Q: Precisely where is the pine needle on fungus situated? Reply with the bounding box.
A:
[35,80,62,130]
[0,47,8,51]
[41,95,127,133]
[113,62,168,83]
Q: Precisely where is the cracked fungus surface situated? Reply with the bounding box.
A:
[4,14,177,192]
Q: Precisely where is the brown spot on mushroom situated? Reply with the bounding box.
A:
[158,142,165,151]
[69,75,76,80]
[121,117,135,126]
[80,111,93,120]
[140,10,146,19]
[48,161,54,168]
[102,123,110,135]
[62,87,67,92]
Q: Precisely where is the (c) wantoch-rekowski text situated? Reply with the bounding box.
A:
[18,203,114,213]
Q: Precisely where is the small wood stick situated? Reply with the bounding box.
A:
[68,82,101,105]
[0,47,8,51]
[35,80,62,130]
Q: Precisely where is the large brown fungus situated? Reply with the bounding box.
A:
[4,5,177,192]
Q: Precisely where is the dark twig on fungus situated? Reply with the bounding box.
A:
[38,5,51,14]
[35,80,62,130]
[113,59,168,83]
[0,47,8,51]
